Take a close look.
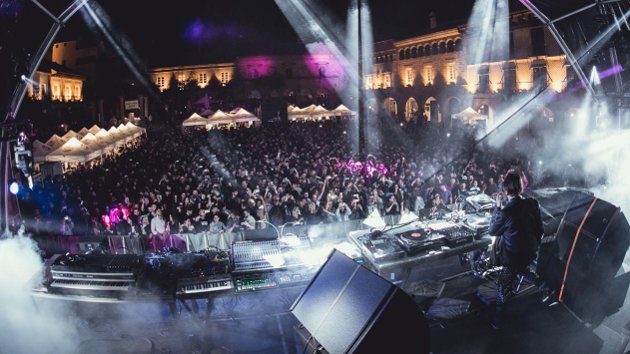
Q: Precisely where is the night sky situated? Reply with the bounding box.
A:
[60,0,480,67]
[3,0,593,70]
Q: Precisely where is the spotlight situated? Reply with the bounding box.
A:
[20,74,25,81]
[446,132,451,138]
[8,180,19,195]
[538,160,543,165]
[343,130,347,134]
[400,122,404,126]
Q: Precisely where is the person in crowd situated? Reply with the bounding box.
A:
[193,209,210,232]
[241,208,257,230]
[488,172,544,330]
[468,179,481,195]
[335,201,351,222]
[150,208,167,251]
[60,214,74,236]
[209,214,226,234]
[385,195,400,215]
[226,210,243,233]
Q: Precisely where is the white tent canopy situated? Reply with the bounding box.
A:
[452,107,487,123]
[182,112,209,127]
[45,134,66,150]
[88,124,101,135]
[310,105,334,119]
[46,137,100,163]
[34,123,146,166]
[207,110,233,125]
[230,107,261,123]
[331,104,355,117]
[288,104,354,121]
[33,140,54,163]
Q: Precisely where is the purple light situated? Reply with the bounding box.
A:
[337,159,390,177]
[238,56,275,78]
[598,64,623,80]
[565,64,623,94]
[304,42,348,90]
[183,20,241,44]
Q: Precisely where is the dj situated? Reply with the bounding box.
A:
[488,172,543,329]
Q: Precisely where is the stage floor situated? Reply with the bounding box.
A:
[28,255,630,354]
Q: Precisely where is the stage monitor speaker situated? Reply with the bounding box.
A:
[524,187,594,236]
[537,193,630,322]
[290,249,430,354]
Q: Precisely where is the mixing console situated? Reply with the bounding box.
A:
[232,240,285,273]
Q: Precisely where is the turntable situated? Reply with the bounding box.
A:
[356,234,405,263]
[394,229,445,255]
[463,212,492,236]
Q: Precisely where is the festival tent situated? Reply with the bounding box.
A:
[310,105,334,120]
[288,106,312,121]
[207,110,234,125]
[46,137,100,163]
[182,112,209,127]
[78,127,90,136]
[62,130,81,141]
[331,104,355,117]
[117,123,137,143]
[80,132,110,155]
[88,124,101,135]
[124,122,146,139]
[230,107,261,124]
[33,140,54,163]
[45,134,66,150]
[107,126,128,147]
[94,129,117,152]
[452,107,487,124]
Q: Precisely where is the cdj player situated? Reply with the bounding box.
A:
[356,234,405,263]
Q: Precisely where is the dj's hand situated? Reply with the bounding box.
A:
[496,193,505,208]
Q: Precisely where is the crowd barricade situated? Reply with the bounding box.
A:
[31,214,405,256]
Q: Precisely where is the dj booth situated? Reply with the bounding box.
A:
[348,219,492,288]
[33,194,496,306]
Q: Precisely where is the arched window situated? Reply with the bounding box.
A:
[404,48,411,59]
[432,43,439,55]
[418,46,424,57]
[399,50,405,60]
[405,97,419,122]
[455,39,462,51]
[411,47,417,58]
[447,40,455,52]
[439,42,447,54]
[424,45,432,56]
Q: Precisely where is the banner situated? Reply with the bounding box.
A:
[124,100,140,110]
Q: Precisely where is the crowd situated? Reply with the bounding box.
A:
[17,115,533,250]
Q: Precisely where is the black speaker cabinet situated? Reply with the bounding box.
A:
[537,193,630,322]
[290,249,430,354]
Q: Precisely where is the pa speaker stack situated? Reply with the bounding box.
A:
[290,249,430,354]
[537,192,630,322]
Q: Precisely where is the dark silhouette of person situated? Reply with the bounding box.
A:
[488,172,543,329]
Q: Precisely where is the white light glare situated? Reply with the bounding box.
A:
[9,181,19,195]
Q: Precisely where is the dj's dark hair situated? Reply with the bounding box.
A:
[502,172,523,196]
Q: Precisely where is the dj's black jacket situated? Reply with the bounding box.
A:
[489,195,544,267]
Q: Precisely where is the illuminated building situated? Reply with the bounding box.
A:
[26,60,85,102]
[151,63,236,92]
[367,10,568,124]
[149,9,568,124]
